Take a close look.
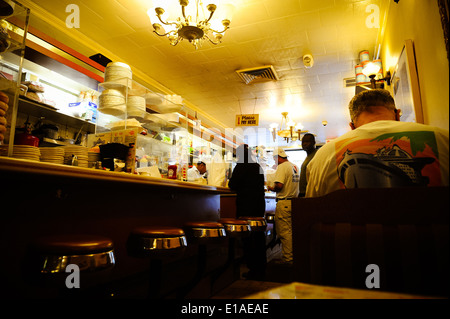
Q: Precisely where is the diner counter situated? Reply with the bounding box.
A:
[0,156,232,193]
[0,156,237,299]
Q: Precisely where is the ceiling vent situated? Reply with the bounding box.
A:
[343,77,357,88]
[236,65,279,84]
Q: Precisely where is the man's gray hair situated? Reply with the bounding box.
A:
[348,89,396,122]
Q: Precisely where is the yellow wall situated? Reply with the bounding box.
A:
[381,0,449,130]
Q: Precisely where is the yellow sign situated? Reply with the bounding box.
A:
[235,114,259,126]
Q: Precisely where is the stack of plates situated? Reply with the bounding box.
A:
[39,147,64,164]
[127,95,145,119]
[0,144,41,161]
[63,145,89,167]
[88,151,101,168]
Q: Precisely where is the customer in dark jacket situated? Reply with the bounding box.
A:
[228,144,266,279]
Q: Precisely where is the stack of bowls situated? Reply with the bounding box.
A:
[127,95,146,119]
[98,89,126,116]
[104,62,132,89]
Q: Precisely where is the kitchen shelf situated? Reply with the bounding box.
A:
[17,97,96,133]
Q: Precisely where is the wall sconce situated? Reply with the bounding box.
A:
[362,62,381,89]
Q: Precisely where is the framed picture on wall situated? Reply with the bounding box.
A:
[390,39,424,123]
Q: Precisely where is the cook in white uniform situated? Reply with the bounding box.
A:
[267,148,300,264]
[187,161,207,181]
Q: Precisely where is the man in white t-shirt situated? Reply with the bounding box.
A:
[267,148,300,263]
[306,89,449,198]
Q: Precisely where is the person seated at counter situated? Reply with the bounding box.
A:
[306,89,449,197]
[187,161,207,181]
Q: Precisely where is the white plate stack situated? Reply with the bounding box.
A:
[88,151,101,167]
[63,145,89,167]
[39,147,64,164]
[0,145,41,161]
[127,95,146,119]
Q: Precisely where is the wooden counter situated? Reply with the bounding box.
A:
[0,156,236,299]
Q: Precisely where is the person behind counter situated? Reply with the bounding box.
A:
[0,91,8,142]
[298,133,317,197]
[228,143,266,280]
[306,89,449,198]
[267,148,300,264]
[187,161,207,182]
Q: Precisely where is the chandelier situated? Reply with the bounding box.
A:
[148,0,233,49]
[270,112,308,143]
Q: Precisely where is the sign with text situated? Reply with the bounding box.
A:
[235,114,259,126]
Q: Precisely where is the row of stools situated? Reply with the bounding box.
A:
[27,216,268,299]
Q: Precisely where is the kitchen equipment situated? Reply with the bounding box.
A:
[99,143,129,172]
[15,117,39,146]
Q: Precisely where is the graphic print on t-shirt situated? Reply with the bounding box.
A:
[335,131,442,188]
[292,165,300,183]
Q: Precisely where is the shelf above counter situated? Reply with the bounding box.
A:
[16,96,96,133]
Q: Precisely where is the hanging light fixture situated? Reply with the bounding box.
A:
[271,112,308,143]
[147,0,234,49]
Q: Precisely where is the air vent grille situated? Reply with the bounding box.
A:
[236,65,279,84]
[343,77,357,87]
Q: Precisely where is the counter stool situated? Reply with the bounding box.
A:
[218,218,251,259]
[178,221,227,298]
[126,226,187,299]
[27,234,116,298]
[212,218,251,284]
[238,216,268,280]
[239,216,267,232]
[265,212,280,249]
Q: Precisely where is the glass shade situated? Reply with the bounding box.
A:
[362,62,381,77]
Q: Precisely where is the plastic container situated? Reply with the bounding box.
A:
[356,73,367,84]
[359,50,370,63]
